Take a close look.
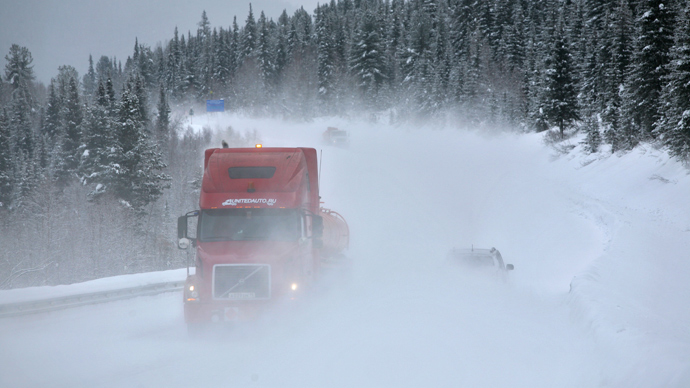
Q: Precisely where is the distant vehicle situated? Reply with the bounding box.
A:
[323,127,349,146]
[447,247,514,279]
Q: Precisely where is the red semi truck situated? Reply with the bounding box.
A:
[177,145,348,329]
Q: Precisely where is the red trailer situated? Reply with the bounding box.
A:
[177,146,348,330]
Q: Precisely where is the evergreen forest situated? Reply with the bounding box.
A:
[1,0,690,288]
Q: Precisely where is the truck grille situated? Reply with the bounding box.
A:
[213,264,271,300]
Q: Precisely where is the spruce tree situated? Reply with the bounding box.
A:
[112,83,170,213]
[544,24,579,138]
[213,27,231,93]
[83,54,97,100]
[78,102,114,200]
[105,77,117,110]
[601,0,633,147]
[0,109,12,208]
[240,5,257,62]
[350,10,387,106]
[4,44,35,95]
[63,77,83,160]
[54,76,83,186]
[166,27,182,99]
[448,0,475,104]
[155,86,171,145]
[257,11,275,94]
[626,0,676,139]
[230,17,240,81]
[4,45,36,158]
[581,115,602,153]
[316,4,336,109]
[656,4,690,159]
[196,13,214,99]
[43,82,62,140]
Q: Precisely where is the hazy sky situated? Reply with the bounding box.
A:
[0,0,321,84]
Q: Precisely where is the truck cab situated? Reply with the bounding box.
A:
[178,147,324,326]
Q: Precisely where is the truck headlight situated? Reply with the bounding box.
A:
[185,284,199,302]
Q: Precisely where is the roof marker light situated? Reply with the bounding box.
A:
[255,144,263,148]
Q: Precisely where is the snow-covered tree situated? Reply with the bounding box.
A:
[112,82,170,214]
[350,10,387,106]
[155,85,171,146]
[626,0,676,140]
[656,3,690,159]
[55,76,83,186]
[544,23,579,138]
[83,54,97,100]
[0,109,12,208]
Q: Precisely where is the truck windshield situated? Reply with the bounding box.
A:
[199,208,301,242]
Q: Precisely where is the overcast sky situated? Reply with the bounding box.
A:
[1,0,321,84]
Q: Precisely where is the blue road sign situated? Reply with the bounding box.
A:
[206,99,225,112]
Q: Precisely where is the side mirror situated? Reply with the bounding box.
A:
[178,238,191,250]
[506,264,514,271]
[178,216,188,239]
[177,211,199,250]
[312,215,324,238]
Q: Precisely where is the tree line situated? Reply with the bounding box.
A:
[1,0,690,288]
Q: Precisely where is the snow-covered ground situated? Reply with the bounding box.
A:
[1,114,689,387]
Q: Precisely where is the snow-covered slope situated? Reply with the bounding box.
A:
[555,141,690,386]
[1,114,688,387]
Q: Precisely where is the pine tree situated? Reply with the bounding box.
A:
[43,81,62,140]
[63,78,83,150]
[116,85,142,156]
[136,43,156,89]
[350,10,387,106]
[581,115,602,153]
[4,44,35,95]
[544,23,579,138]
[241,4,258,62]
[179,34,198,98]
[153,45,166,90]
[112,82,170,213]
[257,11,275,95]
[598,0,633,151]
[384,0,405,94]
[626,0,676,139]
[4,45,36,158]
[503,1,526,72]
[166,27,182,99]
[230,17,240,81]
[196,13,214,99]
[316,4,336,109]
[198,10,211,39]
[213,27,231,94]
[155,85,171,145]
[95,55,114,85]
[656,3,690,159]
[78,86,117,201]
[105,77,117,112]
[54,76,83,186]
[0,109,12,208]
[432,7,452,112]
[132,75,149,127]
[83,54,97,100]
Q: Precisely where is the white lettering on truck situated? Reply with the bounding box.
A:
[222,198,277,207]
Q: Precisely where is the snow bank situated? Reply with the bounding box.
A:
[555,138,690,387]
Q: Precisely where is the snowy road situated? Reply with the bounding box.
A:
[1,117,689,387]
